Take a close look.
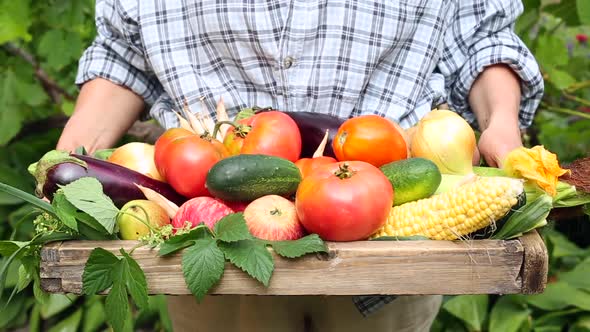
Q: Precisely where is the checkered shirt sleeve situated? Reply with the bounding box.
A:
[75,0,163,107]
[439,0,544,130]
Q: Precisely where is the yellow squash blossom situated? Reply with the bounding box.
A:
[502,145,570,197]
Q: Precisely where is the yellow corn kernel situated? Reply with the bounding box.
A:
[370,176,524,241]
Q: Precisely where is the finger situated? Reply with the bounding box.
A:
[484,154,500,168]
[472,146,481,166]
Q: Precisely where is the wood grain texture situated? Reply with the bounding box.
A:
[39,232,548,296]
[519,230,549,294]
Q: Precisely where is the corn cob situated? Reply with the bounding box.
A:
[370,176,525,240]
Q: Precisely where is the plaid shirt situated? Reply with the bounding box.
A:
[76,0,544,316]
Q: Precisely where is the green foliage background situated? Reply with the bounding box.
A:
[0,0,589,331]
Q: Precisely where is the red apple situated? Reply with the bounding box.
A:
[243,195,304,241]
[172,196,234,230]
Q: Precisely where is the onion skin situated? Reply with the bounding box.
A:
[410,110,476,175]
[108,142,165,182]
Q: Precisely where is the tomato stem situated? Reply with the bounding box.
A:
[212,120,244,140]
[334,163,355,179]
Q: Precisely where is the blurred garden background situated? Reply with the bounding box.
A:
[0,0,589,331]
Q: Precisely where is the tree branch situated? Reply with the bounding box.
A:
[3,42,75,103]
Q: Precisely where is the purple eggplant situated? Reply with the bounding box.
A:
[29,151,187,208]
[282,112,346,158]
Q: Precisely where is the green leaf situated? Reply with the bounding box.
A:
[235,108,256,121]
[219,239,274,286]
[158,227,208,256]
[545,229,588,258]
[37,30,70,70]
[82,299,106,332]
[579,0,590,24]
[0,164,32,205]
[0,181,54,214]
[120,249,149,310]
[105,263,128,332]
[52,191,78,231]
[268,234,327,258]
[15,78,48,107]
[82,248,118,295]
[0,291,26,329]
[181,238,225,302]
[525,281,590,311]
[61,177,119,234]
[533,308,582,330]
[0,70,24,145]
[16,263,32,292]
[48,308,83,332]
[40,294,77,319]
[61,100,76,116]
[0,0,32,43]
[92,148,116,160]
[489,296,531,332]
[545,66,577,90]
[558,256,590,291]
[443,295,489,332]
[544,1,580,26]
[214,213,252,242]
[571,315,590,332]
[535,35,568,68]
[0,241,28,257]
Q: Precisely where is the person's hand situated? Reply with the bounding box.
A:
[473,120,522,168]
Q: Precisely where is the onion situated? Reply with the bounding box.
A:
[410,109,476,175]
[108,142,165,182]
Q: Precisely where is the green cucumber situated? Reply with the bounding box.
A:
[205,154,302,202]
[379,158,442,206]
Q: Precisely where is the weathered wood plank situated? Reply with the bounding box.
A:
[40,236,533,296]
[519,230,548,294]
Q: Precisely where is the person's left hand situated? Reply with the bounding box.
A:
[472,121,523,168]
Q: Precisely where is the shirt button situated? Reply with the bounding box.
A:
[283,56,295,69]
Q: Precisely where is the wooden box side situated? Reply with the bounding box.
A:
[39,232,548,296]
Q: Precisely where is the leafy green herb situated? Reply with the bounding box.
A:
[181,238,225,302]
[267,234,327,258]
[61,178,119,234]
[82,248,117,295]
[156,212,327,301]
[219,239,274,286]
[120,250,149,310]
[158,227,208,256]
[0,241,28,257]
[83,248,148,332]
[214,213,252,242]
[51,191,78,231]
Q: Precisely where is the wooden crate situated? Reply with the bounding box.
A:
[39,230,548,296]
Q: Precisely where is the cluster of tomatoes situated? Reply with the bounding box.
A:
[152,109,409,241]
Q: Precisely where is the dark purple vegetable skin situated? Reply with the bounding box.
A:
[43,154,187,208]
[281,111,346,158]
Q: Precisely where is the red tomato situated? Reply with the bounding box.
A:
[154,128,194,178]
[332,115,408,167]
[295,161,393,241]
[157,134,229,198]
[223,111,302,162]
[295,156,337,178]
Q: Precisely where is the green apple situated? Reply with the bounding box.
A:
[117,199,171,240]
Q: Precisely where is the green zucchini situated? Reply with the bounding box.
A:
[205,154,302,202]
